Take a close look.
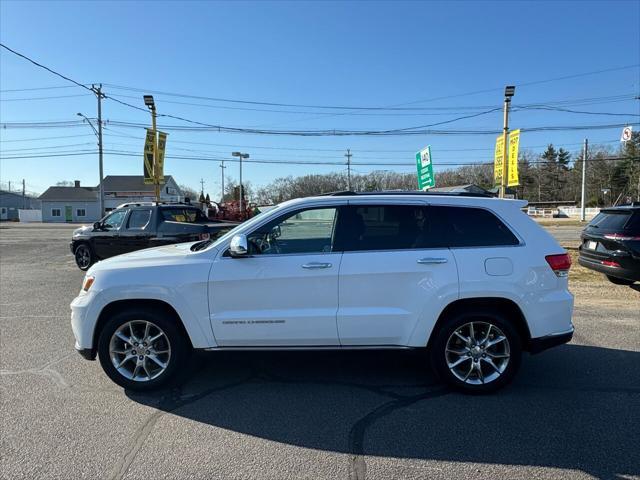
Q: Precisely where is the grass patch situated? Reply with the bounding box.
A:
[534,218,588,227]
[567,249,604,284]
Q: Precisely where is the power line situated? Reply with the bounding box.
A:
[517,105,640,117]
[1,149,637,168]
[0,133,96,143]
[101,65,640,110]
[2,44,638,136]
[0,94,93,102]
[0,85,80,93]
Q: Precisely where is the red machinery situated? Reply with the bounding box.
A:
[204,187,259,222]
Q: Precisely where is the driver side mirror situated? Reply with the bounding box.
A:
[93,221,102,231]
[229,234,249,257]
[271,225,282,238]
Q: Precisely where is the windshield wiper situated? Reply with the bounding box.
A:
[190,239,213,251]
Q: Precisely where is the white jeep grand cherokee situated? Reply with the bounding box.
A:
[71,192,574,393]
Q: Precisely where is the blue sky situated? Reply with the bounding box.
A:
[1,0,639,198]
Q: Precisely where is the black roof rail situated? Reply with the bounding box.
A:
[319,190,492,198]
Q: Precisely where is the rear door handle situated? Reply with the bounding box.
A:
[302,262,332,269]
[417,257,448,265]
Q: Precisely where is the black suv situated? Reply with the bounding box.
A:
[578,205,640,285]
[70,203,236,270]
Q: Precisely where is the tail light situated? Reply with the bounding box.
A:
[545,253,571,277]
[199,233,210,241]
[604,234,640,241]
[602,260,620,267]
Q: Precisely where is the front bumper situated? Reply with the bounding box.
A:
[75,342,96,360]
[529,327,574,354]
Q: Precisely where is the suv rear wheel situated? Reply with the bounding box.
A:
[430,311,522,394]
[97,308,190,391]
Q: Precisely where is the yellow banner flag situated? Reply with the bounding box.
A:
[143,129,155,184]
[493,135,505,185]
[508,129,520,187]
[156,131,168,185]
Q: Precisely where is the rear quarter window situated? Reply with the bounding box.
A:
[589,211,633,231]
[432,206,520,247]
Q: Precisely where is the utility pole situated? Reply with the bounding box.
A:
[8,181,11,192]
[220,160,226,202]
[500,86,516,198]
[200,178,205,194]
[93,84,105,217]
[22,179,25,209]
[581,138,588,222]
[345,149,352,191]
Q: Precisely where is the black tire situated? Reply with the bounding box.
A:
[606,275,635,286]
[74,243,94,271]
[97,307,191,391]
[430,311,522,394]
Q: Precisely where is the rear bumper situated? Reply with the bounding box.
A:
[529,327,574,354]
[578,255,640,281]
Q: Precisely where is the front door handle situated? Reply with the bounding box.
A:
[302,262,332,269]
[417,257,448,265]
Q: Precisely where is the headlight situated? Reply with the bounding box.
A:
[82,276,95,292]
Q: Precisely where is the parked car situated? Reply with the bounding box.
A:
[578,205,640,285]
[70,202,237,270]
[70,192,574,393]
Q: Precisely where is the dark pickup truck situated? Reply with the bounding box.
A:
[70,203,237,270]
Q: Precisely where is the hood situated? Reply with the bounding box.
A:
[73,225,94,237]
[88,242,217,273]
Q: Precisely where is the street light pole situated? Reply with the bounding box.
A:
[143,95,160,202]
[220,160,226,202]
[500,86,515,199]
[232,152,249,216]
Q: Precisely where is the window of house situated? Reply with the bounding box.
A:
[52,208,61,217]
[76,209,86,217]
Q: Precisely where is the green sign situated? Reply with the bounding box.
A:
[416,146,435,189]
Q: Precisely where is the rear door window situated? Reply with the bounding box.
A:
[127,209,152,229]
[431,206,520,247]
[336,205,448,251]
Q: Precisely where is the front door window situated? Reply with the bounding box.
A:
[247,207,338,255]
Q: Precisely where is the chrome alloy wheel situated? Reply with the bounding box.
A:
[445,321,510,385]
[109,320,171,382]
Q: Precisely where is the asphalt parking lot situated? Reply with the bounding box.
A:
[1,223,638,480]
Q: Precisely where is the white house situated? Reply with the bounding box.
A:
[39,176,184,222]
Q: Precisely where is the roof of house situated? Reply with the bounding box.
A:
[102,175,177,192]
[39,186,98,201]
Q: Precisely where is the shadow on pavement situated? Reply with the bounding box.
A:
[127,344,640,479]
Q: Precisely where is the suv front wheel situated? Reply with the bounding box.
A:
[430,311,522,394]
[97,308,190,391]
